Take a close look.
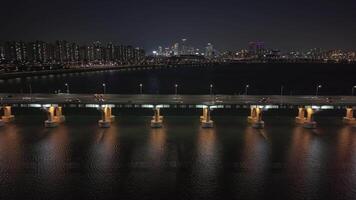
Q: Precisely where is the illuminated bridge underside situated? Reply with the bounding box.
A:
[1,94,356,109]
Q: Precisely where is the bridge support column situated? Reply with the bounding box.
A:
[45,106,66,128]
[45,106,59,128]
[201,107,214,128]
[99,106,114,128]
[54,106,66,123]
[303,107,317,129]
[151,108,163,128]
[295,107,307,124]
[2,106,15,122]
[200,107,208,122]
[247,106,264,129]
[343,107,356,125]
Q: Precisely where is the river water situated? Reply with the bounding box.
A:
[0,115,355,200]
[0,63,355,95]
[0,64,356,200]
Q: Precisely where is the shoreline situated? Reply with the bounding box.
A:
[0,62,221,80]
[0,65,141,79]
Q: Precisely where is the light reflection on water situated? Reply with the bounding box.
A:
[88,124,120,176]
[29,125,72,200]
[147,127,167,169]
[331,127,356,199]
[0,116,355,199]
[286,127,327,200]
[235,127,270,199]
[191,127,219,198]
[0,125,23,183]
[37,126,70,182]
[84,123,121,199]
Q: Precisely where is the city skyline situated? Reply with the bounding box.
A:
[2,39,356,64]
[1,0,356,52]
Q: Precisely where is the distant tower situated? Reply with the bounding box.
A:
[248,42,265,57]
[93,41,102,61]
[181,39,187,55]
[173,43,179,56]
[164,47,170,56]
[205,43,214,58]
[0,45,4,61]
[158,46,163,56]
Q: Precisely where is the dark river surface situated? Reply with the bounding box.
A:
[0,63,355,95]
[0,64,356,200]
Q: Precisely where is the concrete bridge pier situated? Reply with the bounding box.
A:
[247,106,264,129]
[45,106,57,128]
[302,107,317,129]
[343,107,356,125]
[106,106,115,122]
[54,106,66,123]
[2,106,15,123]
[200,107,208,122]
[151,107,163,128]
[45,106,65,128]
[99,106,114,128]
[295,107,307,124]
[201,107,214,128]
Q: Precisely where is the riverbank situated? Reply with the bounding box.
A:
[0,62,221,80]
[0,65,138,79]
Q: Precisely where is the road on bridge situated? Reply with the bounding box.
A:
[1,93,356,106]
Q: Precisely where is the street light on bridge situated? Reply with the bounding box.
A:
[280,85,284,105]
[280,85,284,97]
[210,84,213,95]
[139,83,143,94]
[65,83,69,94]
[29,84,32,100]
[175,84,178,95]
[245,84,250,95]
[352,86,356,96]
[316,85,322,97]
[102,83,106,94]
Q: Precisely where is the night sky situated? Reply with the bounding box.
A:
[1,0,356,52]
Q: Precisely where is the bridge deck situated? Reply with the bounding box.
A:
[1,94,356,106]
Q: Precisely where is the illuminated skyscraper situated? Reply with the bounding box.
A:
[164,47,170,56]
[93,41,103,61]
[27,41,48,63]
[158,46,163,56]
[106,43,115,61]
[248,41,266,57]
[4,41,27,62]
[55,40,69,62]
[173,43,179,56]
[205,43,214,58]
[181,38,187,55]
[0,45,5,61]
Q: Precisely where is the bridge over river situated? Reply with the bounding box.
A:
[0,93,356,129]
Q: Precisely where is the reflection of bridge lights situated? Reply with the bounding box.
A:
[147,128,167,168]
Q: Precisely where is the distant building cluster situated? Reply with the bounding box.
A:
[286,49,356,62]
[152,39,356,63]
[1,39,355,72]
[0,41,145,65]
[153,39,215,58]
[220,42,356,63]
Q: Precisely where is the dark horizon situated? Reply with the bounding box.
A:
[1,0,356,52]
